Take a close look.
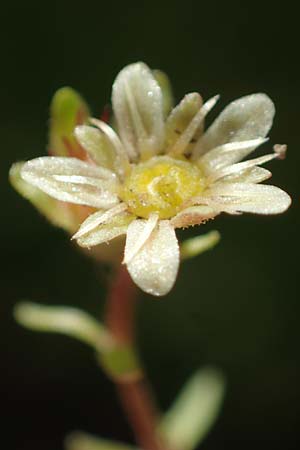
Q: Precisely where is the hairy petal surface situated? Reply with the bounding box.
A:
[90,119,131,179]
[76,212,135,248]
[193,94,275,158]
[73,203,128,239]
[199,138,268,174]
[9,162,78,232]
[205,182,291,214]
[21,157,119,208]
[112,62,164,159]
[171,205,218,228]
[74,125,116,170]
[123,213,159,264]
[153,69,174,118]
[208,152,277,183]
[125,220,179,296]
[165,93,203,152]
[168,95,219,156]
[222,166,272,184]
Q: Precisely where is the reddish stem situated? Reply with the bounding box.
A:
[106,265,137,344]
[117,380,165,450]
[105,266,166,450]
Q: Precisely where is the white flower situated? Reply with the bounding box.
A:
[20,62,291,296]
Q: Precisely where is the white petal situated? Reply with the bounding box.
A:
[21,156,119,208]
[193,93,275,158]
[208,152,277,183]
[89,119,131,179]
[165,93,203,152]
[168,95,219,156]
[171,205,218,228]
[199,138,268,174]
[112,62,164,159]
[76,212,135,248]
[206,182,291,214]
[74,125,116,170]
[125,220,179,296]
[72,203,128,239]
[153,69,174,118]
[221,166,272,184]
[123,213,159,264]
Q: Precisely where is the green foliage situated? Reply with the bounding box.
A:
[65,432,137,450]
[180,230,221,260]
[14,301,142,380]
[14,302,113,351]
[160,367,226,450]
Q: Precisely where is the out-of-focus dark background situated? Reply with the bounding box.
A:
[1,1,299,449]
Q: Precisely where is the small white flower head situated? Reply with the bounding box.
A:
[20,62,291,296]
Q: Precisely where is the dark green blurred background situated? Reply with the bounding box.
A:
[1,1,299,449]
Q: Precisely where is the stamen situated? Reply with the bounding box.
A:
[273,144,287,160]
[123,213,159,264]
[168,95,220,156]
[72,203,128,239]
[90,118,130,178]
[207,152,278,183]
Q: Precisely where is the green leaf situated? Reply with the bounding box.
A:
[49,87,90,156]
[9,162,77,232]
[159,367,226,450]
[65,432,138,450]
[14,301,142,381]
[14,302,113,352]
[180,230,221,261]
[153,69,174,118]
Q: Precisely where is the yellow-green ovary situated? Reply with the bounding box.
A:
[120,156,205,219]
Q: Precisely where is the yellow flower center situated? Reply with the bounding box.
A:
[120,156,205,219]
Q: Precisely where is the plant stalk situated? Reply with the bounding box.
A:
[105,266,166,450]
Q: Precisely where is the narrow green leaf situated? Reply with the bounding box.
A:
[49,87,90,156]
[180,230,221,261]
[65,431,138,450]
[14,302,113,352]
[65,431,137,450]
[160,367,226,450]
[9,162,77,232]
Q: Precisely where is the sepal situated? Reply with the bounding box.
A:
[49,87,90,157]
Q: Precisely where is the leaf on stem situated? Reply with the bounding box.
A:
[14,302,113,352]
[180,230,221,261]
[65,431,138,450]
[159,367,226,450]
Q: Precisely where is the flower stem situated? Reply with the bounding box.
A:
[105,265,166,450]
